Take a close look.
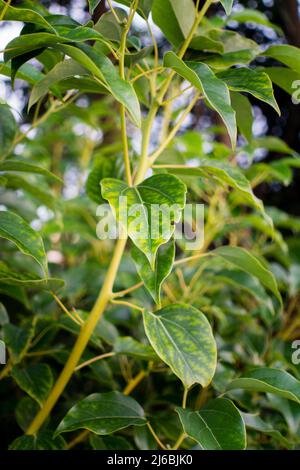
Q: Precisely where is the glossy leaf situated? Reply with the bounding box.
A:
[131,238,175,304]
[217,67,280,114]
[152,0,195,47]
[12,364,53,406]
[143,304,217,388]
[56,391,146,435]
[0,211,48,274]
[177,398,246,450]
[163,52,237,147]
[0,0,54,30]
[227,368,300,403]
[101,174,186,268]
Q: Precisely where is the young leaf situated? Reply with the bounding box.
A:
[230,92,253,142]
[12,364,53,406]
[131,238,175,305]
[163,52,237,147]
[113,336,157,360]
[177,398,246,450]
[9,432,66,450]
[217,68,280,114]
[101,174,186,268]
[56,391,146,435]
[143,304,217,388]
[152,0,195,47]
[219,0,234,16]
[262,45,300,74]
[0,211,48,274]
[227,368,300,404]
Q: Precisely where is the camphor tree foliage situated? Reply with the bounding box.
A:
[1,0,300,451]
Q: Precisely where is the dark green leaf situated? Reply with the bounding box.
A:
[3,323,34,363]
[56,391,146,435]
[12,363,53,406]
[0,211,47,274]
[113,336,157,360]
[177,398,246,450]
[227,368,300,404]
[230,92,253,142]
[9,432,66,450]
[217,67,280,114]
[163,52,237,147]
[0,104,17,156]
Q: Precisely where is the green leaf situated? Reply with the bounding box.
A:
[163,52,237,147]
[4,174,56,209]
[0,261,64,291]
[217,67,280,114]
[15,397,40,432]
[0,302,9,326]
[190,35,224,54]
[152,0,195,47]
[0,211,48,274]
[177,398,246,450]
[263,67,300,96]
[28,59,88,109]
[0,159,62,183]
[3,323,34,363]
[113,336,157,360]
[241,412,292,448]
[220,0,234,15]
[209,246,282,304]
[230,92,253,142]
[262,45,300,75]
[227,368,300,404]
[101,174,186,268]
[0,0,54,31]
[9,432,66,450]
[228,8,281,33]
[56,391,146,435]
[0,104,17,156]
[132,238,175,305]
[115,0,153,18]
[88,0,100,15]
[143,304,217,388]
[55,44,141,127]
[95,9,128,43]
[163,159,266,217]
[11,364,53,406]
[89,434,133,450]
[86,157,117,204]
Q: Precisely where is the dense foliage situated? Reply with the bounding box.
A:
[1,0,300,451]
